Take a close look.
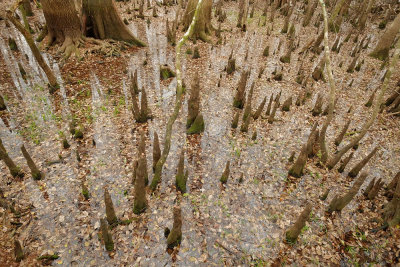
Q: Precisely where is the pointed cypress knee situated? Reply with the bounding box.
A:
[242,84,254,122]
[281,96,292,112]
[348,146,379,178]
[138,131,148,185]
[253,96,266,120]
[137,87,151,123]
[338,152,354,173]
[81,183,90,200]
[312,93,323,116]
[100,218,114,251]
[383,181,400,227]
[363,177,376,197]
[334,119,351,146]
[20,145,42,180]
[166,206,182,249]
[231,111,240,128]
[0,138,22,178]
[320,189,330,201]
[0,95,6,110]
[130,70,139,95]
[285,203,312,243]
[265,94,274,116]
[233,70,249,109]
[268,98,280,124]
[133,156,148,214]
[365,89,376,107]
[104,188,118,226]
[306,122,318,157]
[385,172,400,198]
[14,239,24,262]
[289,144,308,178]
[226,58,236,75]
[187,73,201,128]
[153,132,161,172]
[220,161,230,184]
[328,172,367,213]
[367,178,384,200]
[175,149,188,193]
[240,115,251,132]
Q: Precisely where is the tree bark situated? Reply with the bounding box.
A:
[182,0,213,42]
[82,0,145,46]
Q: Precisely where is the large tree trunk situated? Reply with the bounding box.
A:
[182,0,213,42]
[41,0,83,56]
[370,12,400,60]
[82,0,145,46]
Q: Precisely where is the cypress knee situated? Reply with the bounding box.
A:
[153,132,161,172]
[220,161,230,184]
[138,131,148,185]
[166,206,182,249]
[288,144,308,178]
[21,145,42,180]
[233,71,249,109]
[187,114,205,135]
[104,187,118,226]
[338,152,354,173]
[175,149,188,193]
[281,96,292,112]
[253,96,266,120]
[334,119,351,146]
[312,93,323,116]
[367,178,384,200]
[187,73,201,128]
[268,98,280,124]
[100,218,114,251]
[231,111,240,128]
[348,146,378,178]
[133,155,148,214]
[0,95,6,110]
[285,203,312,243]
[14,239,24,262]
[265,94,274,116]
[328,172,367,213]
[0,138,22,177]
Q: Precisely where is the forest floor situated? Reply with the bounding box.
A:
[1,0,400,266]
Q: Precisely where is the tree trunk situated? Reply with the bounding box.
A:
[82,0,145,46]
[22,0,33,16]
[182,0,213,41]
[370,12,400,60]
[357,0,375,31]
[41,0,83,54]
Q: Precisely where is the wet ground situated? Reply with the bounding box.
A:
[1,1,400,266]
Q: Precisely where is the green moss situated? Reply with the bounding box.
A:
[74,128,83,139]
[160,65,176,80]
[187,114,204,135]
[193,46,200,59]
[82,184,90,200]
[8,38,18,51]
[133,202,147,215]
[233,99,244,109]
[62,138,70,149]
[175,171,188,193]
[370,48,389,61]
[38,254,59,260]
[280,55,291,63]
[10,167,22,178]
[231,111,239,128]
[32,171,42,180]
[263,46,269,57]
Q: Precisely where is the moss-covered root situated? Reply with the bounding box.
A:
[281,96,292,112]
[187,114,205,135]
[0,138,22,178]
[81,183,90,200]
[348,146,379,178]
[231,111,240,129]
[328,172,368,213]
[334,119,351,146]
[153,132,161,172]
[166,206,182,249]
[233,70,250,109]
[338,152,354,173]
[288,144,308,178]
[14,239,24,262]
[0,95,6,110]
[20,145,42,180]
[265,94,274,116]
[160,64,176,80]
[175,149,188,193]
[312,93,323,116]
[187,73,201,128]
[220,161,230,184]
[100,218,114,251]
[253,96,266,120]
[104,187,118,226]
[285,203,312,243]
[133,157,148,215]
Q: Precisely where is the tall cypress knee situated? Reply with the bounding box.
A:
[133,156,148,214]
[175,149,188,193]
[138,131,148,185]
[220,161,230,184]
[233,71,249,109]
[0,138,22,178]
[21,145,42,180]
[348,146,378,178]
[253,96,266,120]
[166,206,182,249]
[153,132,161,172]
[285,203,312,243]
[289,144,308,178]
[104,188,118,226]
[334,119,351,146]
[338,152,354,173]
[328,172,367,213]
[100,218,114,251]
